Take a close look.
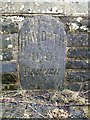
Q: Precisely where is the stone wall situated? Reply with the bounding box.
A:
[0,1,88,16]
[0,1,89,91]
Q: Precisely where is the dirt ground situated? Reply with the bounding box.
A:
[0,89,90,119]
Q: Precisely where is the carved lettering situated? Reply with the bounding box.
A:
[24,67,60,77]
[31,32,38,43]
[28,52,52,61]
[42,31,46,41]
[20,31,64,49]
[19,15,66,89]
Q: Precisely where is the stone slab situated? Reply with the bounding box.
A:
[18,15,67,89]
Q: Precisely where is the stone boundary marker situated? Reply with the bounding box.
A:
[18,15,67,89]
[0,3,89,91]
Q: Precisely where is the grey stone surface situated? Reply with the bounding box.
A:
[0,33,19,61]
[66,81,90,91]
[1,22,19,34]
[18,15,67,89]
[0,15,89,89]
[0,1,88,16]
[67,48,89,59]
[66,71,90,82]
[66,60,89,69]
[66,82,81,91]
[0,62,17,73]
[0,34,15,46]
[0,49,13,61]
[67,33,88,47]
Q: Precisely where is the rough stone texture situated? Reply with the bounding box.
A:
[0,49,13,61]
[66,81,90,91]
[0,33,19,61]
[66,82,81,91]
[66,71,90,82]
[66,60,89,69]
[1,22,19,34]
[1,60,89,73]
[0,2,89,119]
[0,1,88,16]
[0,62,17,73]
[67,33,88,47]
[19,15,66,89]
[67,48,89,59]
[0,15,89,90]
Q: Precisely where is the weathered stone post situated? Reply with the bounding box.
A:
[18,15,67,89]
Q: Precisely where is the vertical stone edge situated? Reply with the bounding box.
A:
[88,1,90,105]
[0,8,3,119]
